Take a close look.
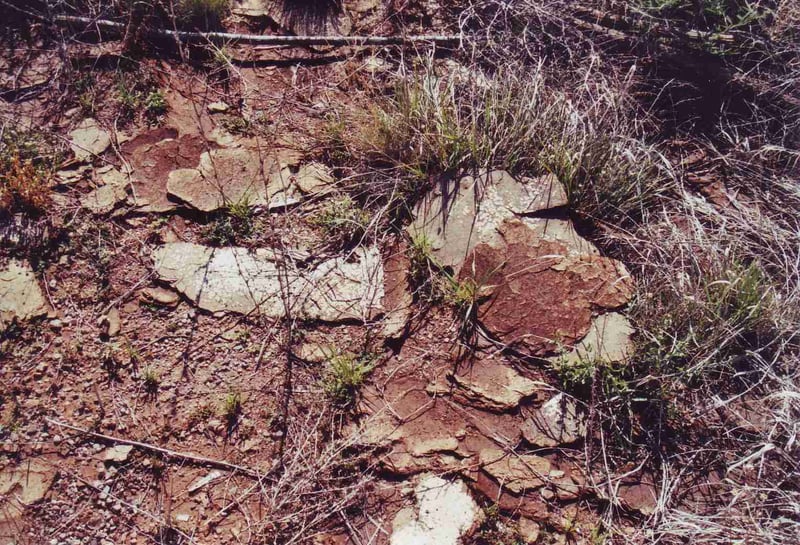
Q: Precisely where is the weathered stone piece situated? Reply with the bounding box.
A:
[0,260,49,327]
[390,475,483,545]
[152,242,384,321]
[0,457,55,535]
[166,148,277,212]
[69,118,111,161]
[479,448,552,495]
[522,393,587,447]
[559,312,635,365]
[121,129,207,213]
[410,170,569,275]
[427,357,543,411]
[411,170,633,356]
[81,168,128,214]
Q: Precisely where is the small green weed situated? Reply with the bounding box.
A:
[323,352,376,406]
[117,77,141,117]
[202,197,255,246]
[142,366,160,394]
[408,231,437,294]
[313,196,370,248]
[220,390,242,427]
[145,90,168,118]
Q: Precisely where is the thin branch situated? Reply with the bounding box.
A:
[46,418,273,479]
[52,15,461,47]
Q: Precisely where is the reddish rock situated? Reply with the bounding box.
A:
[461,220,633,356]
[121,130,208,212]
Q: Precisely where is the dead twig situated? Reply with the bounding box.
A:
[46,418,273,479]
[52,15,461,47]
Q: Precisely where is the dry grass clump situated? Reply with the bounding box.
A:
[350,57,671,224]
[236,406,374,544]
[0,128,56,216]
[591,177,800,542]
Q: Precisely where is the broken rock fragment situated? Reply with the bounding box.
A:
[166,148,275,212]
[102,444,133,463]
[0,260,49,328]
[462,219,633,356]
[410,170,570,275]
[479,448,551,495]
[152,242,384,321]
[0,457,56,535]
[121,129,207,213]
[81,168,128,215]
[390,475,482,545]
[411,171,633,357]
[558,312,635,365]
[427,358,543,411]
[522,393,587,447]
[69,118,111,161]
[141,287,180,307]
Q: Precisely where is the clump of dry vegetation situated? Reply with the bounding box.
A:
[0,127,55,216]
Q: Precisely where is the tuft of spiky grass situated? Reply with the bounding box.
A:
[220,390,242,428]
[322,352,375,407]
[202,197,255,246]
[142,366,160,394]
[362,58,671,224]
[313,195,371,249]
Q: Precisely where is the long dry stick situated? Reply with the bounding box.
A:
[53,15,461,46]
[47,418,272,479]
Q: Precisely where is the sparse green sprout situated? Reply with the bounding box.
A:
[75,75,97,115]
[202,197,255,246]
[323,352,376,406]
[409,231,436,286]
[116,78,141,117]
[221,390,242,426]
[321,112,350,164]
[142,366,160,393]
[145,90,168,117]
[313,196,371,248]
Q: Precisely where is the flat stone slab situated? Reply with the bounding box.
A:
[479,448,551,495]
[166,148,319,212]
[522,393,587,447]
[81,168,128,214]
[69,118,111,161]
[390,475,482,545]
[0,260,49,327]
[412,170,631,356]
[559,312,635,365]
[462,219,634,356]
[0,457,56,535]
[152,242,384,322]
[166,148,276,212]
[410,171,569,275]
[428,358,543,412]
[121,129,207,213]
